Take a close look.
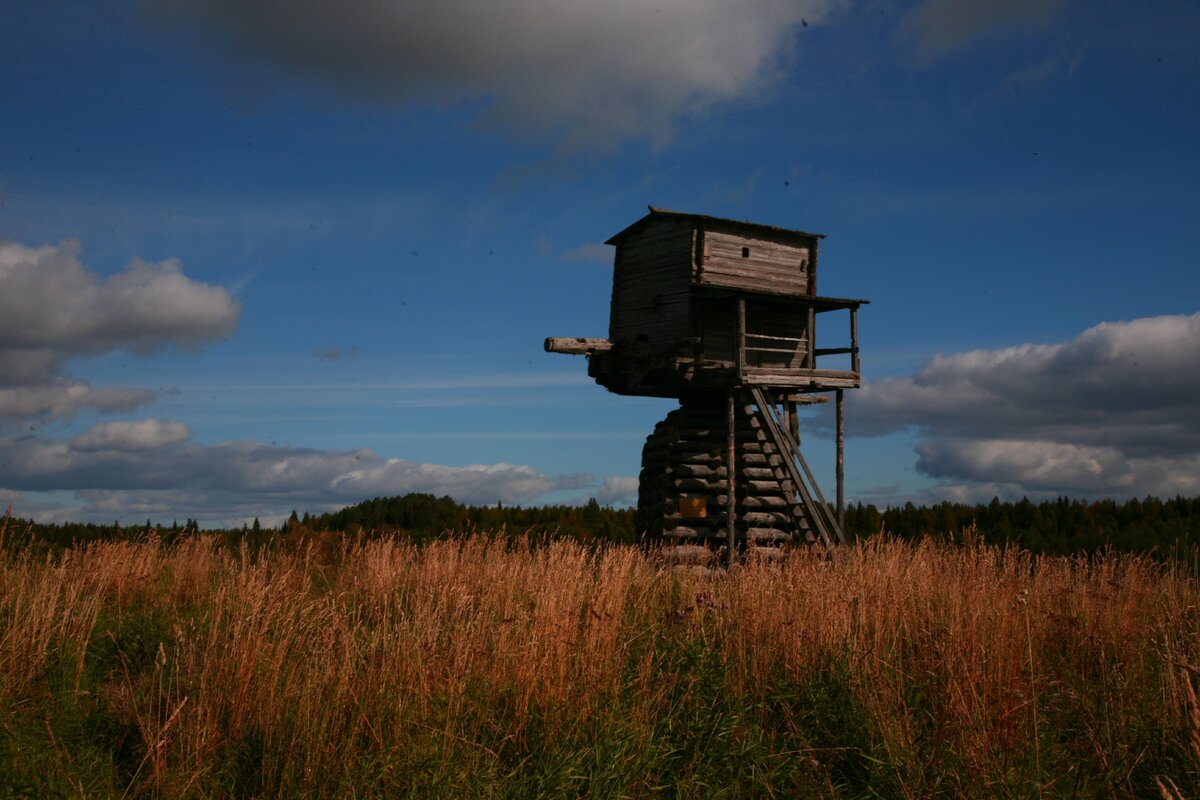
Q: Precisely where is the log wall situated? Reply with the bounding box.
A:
[637,398,819,564]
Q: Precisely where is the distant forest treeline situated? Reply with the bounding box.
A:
[3,493,1200,555]
[843,495,1200,555]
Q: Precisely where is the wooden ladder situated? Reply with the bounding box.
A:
[747,387,845,552]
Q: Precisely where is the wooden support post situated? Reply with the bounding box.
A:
[786,399,798,444]
[726,391,737,568]
[807,305,816,368]
[836,389,845,533]
[735,297,746,383]
[850,307,860,375]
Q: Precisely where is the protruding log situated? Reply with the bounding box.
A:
[544,337,613,355]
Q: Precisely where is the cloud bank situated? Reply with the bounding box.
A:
[0,432,592,526]
[152,0,843,148]
[0,239,240,419]
[850,312,1200,499]
[594,475,639,507]
[72,419,192,451]
[0,237,598,525]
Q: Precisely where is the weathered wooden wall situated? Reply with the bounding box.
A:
[695,228,814,296]
[609,217,693,350]
[697,296,735,364]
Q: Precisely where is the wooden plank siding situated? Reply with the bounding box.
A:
[696,229,813,296]
[608,218,693,350]
[698,297,735,364]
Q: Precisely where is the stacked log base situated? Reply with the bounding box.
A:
[637,397,815,563]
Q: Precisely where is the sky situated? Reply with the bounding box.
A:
[1,0,1198,527]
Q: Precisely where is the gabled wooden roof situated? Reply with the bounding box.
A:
[604,206,827,246]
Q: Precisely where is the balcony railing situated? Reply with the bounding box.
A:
[735,297,861,388]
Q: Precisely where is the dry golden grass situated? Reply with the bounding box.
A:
[1,531,1197,797]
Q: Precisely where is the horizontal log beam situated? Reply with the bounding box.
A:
[544,337,613,355]
[739,368,860,388]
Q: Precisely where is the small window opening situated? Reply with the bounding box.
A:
[741,247,750,258]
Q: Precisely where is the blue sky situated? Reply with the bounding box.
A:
[2,0,1198,526]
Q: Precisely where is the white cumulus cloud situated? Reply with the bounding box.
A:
[0,239,240,420]
[0,239,239,357]
[0,384,154,420]
[595,476,639,507]
[72,419,192,451]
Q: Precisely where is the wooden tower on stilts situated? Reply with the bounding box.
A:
[547,207,868,564]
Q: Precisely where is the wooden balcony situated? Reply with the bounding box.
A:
[733,294,863,391]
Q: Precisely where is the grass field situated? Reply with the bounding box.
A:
[1,528,1198,798]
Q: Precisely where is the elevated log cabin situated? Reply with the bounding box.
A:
[547,207,868,562]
